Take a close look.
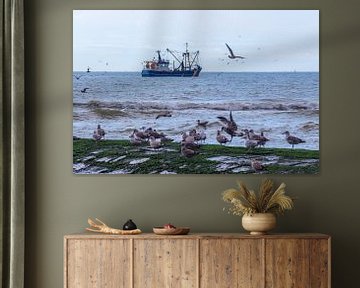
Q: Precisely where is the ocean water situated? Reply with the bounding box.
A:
[73,72,319,150]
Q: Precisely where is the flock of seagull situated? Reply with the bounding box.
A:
[91,111,306,159]
[79,43,308,172]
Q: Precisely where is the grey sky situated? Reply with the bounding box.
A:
[73,10,319,72]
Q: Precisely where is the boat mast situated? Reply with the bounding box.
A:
[156,50,162,62]
[166,48,182,63]
[183,42,190,70]
[189,51,200,67]
[166,43,199,71]
[166,48,183,70]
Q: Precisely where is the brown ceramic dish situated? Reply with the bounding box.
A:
[153,227,190,235]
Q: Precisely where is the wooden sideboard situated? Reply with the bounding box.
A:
[64,233,330,288]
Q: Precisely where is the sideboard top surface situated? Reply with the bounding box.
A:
[64,232,330,240]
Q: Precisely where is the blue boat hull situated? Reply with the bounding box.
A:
[141,68,201,77]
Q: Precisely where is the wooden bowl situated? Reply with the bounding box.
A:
[153,227,190,235]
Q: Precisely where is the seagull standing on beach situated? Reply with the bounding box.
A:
[244,130,258,150]
[225,43,245,59]
[247,130,269,147]
[197,120,209,129]
[257,132,270,147]
[248,129,262,141]
[147,128,166,139]
[251,159,264,171]
[129,135,143,145]
[221,127,243,142]
[149,136,162,149]
[182,132,195,144]
[96,124,106,139]
[181,142,198,158]
[92,131,102,141]
[132,129,149,141]
[245,139,258,150]
[199,130,207,143]
[189,129,203,143]
[216,130,230,145]
[283,131,306,148]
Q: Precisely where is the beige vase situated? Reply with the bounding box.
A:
[242,213,276,235]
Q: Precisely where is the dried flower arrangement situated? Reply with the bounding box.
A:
[222,179,294,216]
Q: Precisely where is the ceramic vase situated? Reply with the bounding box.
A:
[242,213,276,235]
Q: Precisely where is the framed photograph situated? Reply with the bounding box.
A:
[72,10,319,175]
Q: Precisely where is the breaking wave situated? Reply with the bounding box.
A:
[74,100,318,113]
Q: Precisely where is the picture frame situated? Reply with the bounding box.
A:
[72,10,319,175]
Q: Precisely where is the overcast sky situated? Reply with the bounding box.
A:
[73,10,319,72]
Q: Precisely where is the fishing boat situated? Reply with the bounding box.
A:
[141,43,202,77]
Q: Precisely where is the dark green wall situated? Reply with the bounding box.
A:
[25,0,360,287]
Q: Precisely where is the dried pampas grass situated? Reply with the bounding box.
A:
[222,179,294,216]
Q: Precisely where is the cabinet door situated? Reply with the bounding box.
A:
[200,239,264,288]
[134,239,198,288]
[66,239,131,288]
[309,239,330,288]
[265,239,311,288]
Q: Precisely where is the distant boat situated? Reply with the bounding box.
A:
[141,43,202,77]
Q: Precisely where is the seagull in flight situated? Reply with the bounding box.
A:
[217,111,242,142]
[225,43,245,59]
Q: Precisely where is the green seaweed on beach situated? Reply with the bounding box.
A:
[73,139,319,174]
